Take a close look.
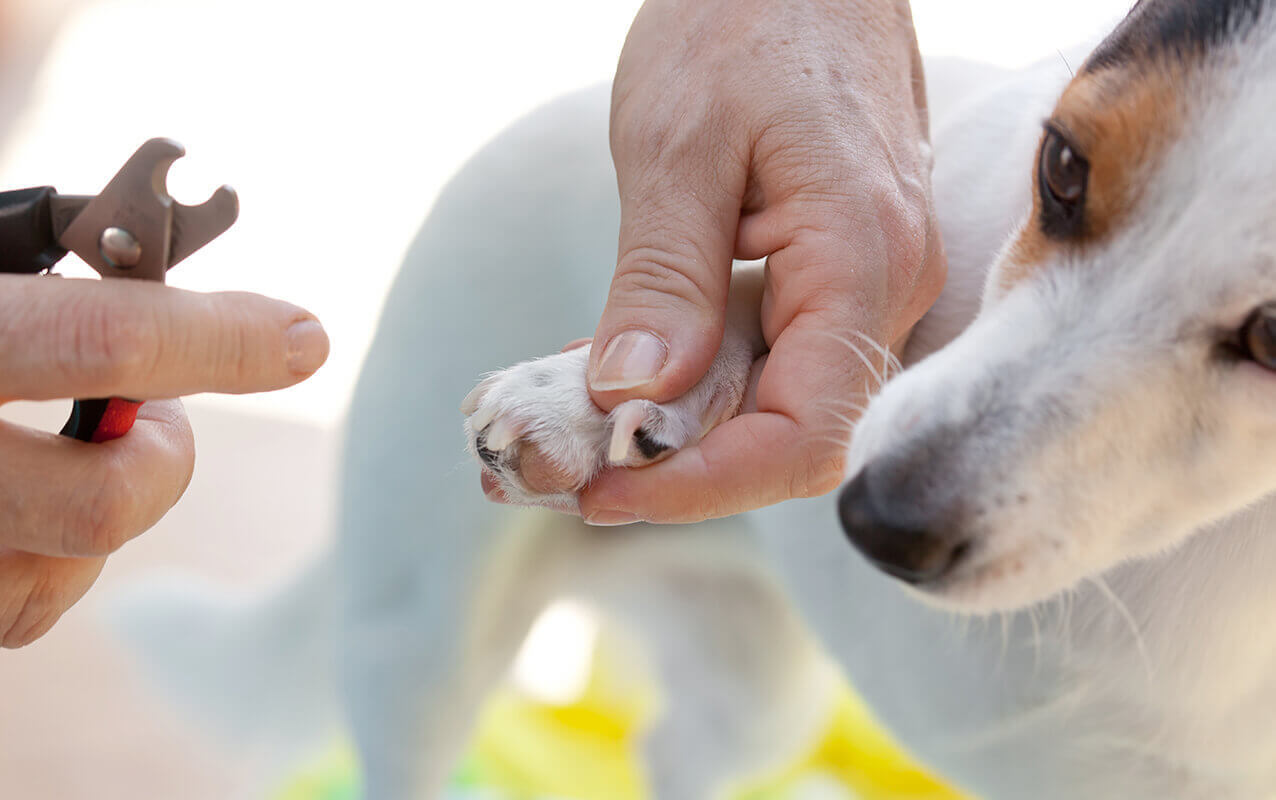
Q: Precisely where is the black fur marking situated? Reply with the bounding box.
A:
[633,427,670,460]
[1086,0,1270,72]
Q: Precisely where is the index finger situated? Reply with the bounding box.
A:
[0,275,328,401]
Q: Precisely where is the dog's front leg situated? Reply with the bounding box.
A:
[614,534,839,800]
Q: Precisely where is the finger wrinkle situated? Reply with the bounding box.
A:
[611,248,730,312]
[221,306,252,388]
[73,297,157,393]
[63,454,133,557]
[764,285,889,356]
[794,440,849,498]
[1,557,55,648]
[0,552,102,648]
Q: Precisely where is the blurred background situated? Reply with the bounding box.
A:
[0,1,1127,797]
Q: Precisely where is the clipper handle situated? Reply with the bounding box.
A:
[61,398,142,443]
[0,187,67,274]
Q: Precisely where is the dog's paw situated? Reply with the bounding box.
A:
[462,346,744,511]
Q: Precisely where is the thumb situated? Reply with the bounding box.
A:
[588,140,744,410]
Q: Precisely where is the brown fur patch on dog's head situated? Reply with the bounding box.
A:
[996,63,1187,292]
[994,0,1271,295]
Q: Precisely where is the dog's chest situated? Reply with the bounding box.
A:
[1026,504,1276,792]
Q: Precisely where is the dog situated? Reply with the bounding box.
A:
[115,1,1276,797]
[461,0,1276,795]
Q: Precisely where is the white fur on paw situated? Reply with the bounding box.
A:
[462,347,717,510]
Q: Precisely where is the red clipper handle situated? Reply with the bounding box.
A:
[61,398,142,443]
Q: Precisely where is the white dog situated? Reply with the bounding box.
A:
[116,1,1276,798]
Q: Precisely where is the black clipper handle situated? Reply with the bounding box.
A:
[0,187,68,274]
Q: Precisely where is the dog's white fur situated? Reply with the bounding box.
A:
[113,8,1276,800]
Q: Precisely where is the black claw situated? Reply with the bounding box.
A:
[476,435,501,468]
[633,427,671,460]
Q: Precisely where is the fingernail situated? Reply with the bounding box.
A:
[585,510,640,527]
[589,330,667,392]
[286,320,329,375]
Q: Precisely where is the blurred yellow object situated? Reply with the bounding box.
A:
[276,628,970,800]
[468,625,655,800]
[737,683,972,800]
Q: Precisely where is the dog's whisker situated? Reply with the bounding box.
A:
[812,398,869,419]
[814,396,870,412]
[806,435,855,452]
[1028,603,1043,676]
[808,407,862,432]
[446,456,475,478]
[998,611,1011,674]
[810,432,855,449]
[822,410,862,431]
[1052,587,1077,664]
[811,329,887,390]
[850,330,903,379]
[1087,576,1154,683]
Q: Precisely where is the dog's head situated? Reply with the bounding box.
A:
[841,0,1276,613]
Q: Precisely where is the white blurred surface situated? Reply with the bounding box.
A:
[0,0,1127,429]
[0,0,647,428]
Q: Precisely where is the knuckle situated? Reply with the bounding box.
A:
[865,179,934,285]
[612,96,735,174]
[208,302,251,386]
[52,299,159,388]
[611,99,679,164]
[614,247,722,314]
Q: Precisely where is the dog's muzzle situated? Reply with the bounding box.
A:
[838,466,970,585]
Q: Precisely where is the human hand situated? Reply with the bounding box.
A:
[578,0,945,524]
[0,275,328,646]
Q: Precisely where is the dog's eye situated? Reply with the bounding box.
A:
[1241,305,1276,369]
[1038,127,1089,238]
[1041,130,1087,202]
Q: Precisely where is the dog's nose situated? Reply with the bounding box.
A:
[838,470,968,585]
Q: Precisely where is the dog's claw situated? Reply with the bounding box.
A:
[486,418,520,451]
[470,403,498,433]
[461,377,497,416]
[609,403,648,463]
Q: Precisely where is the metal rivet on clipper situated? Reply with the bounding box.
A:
[98,226,141,269]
